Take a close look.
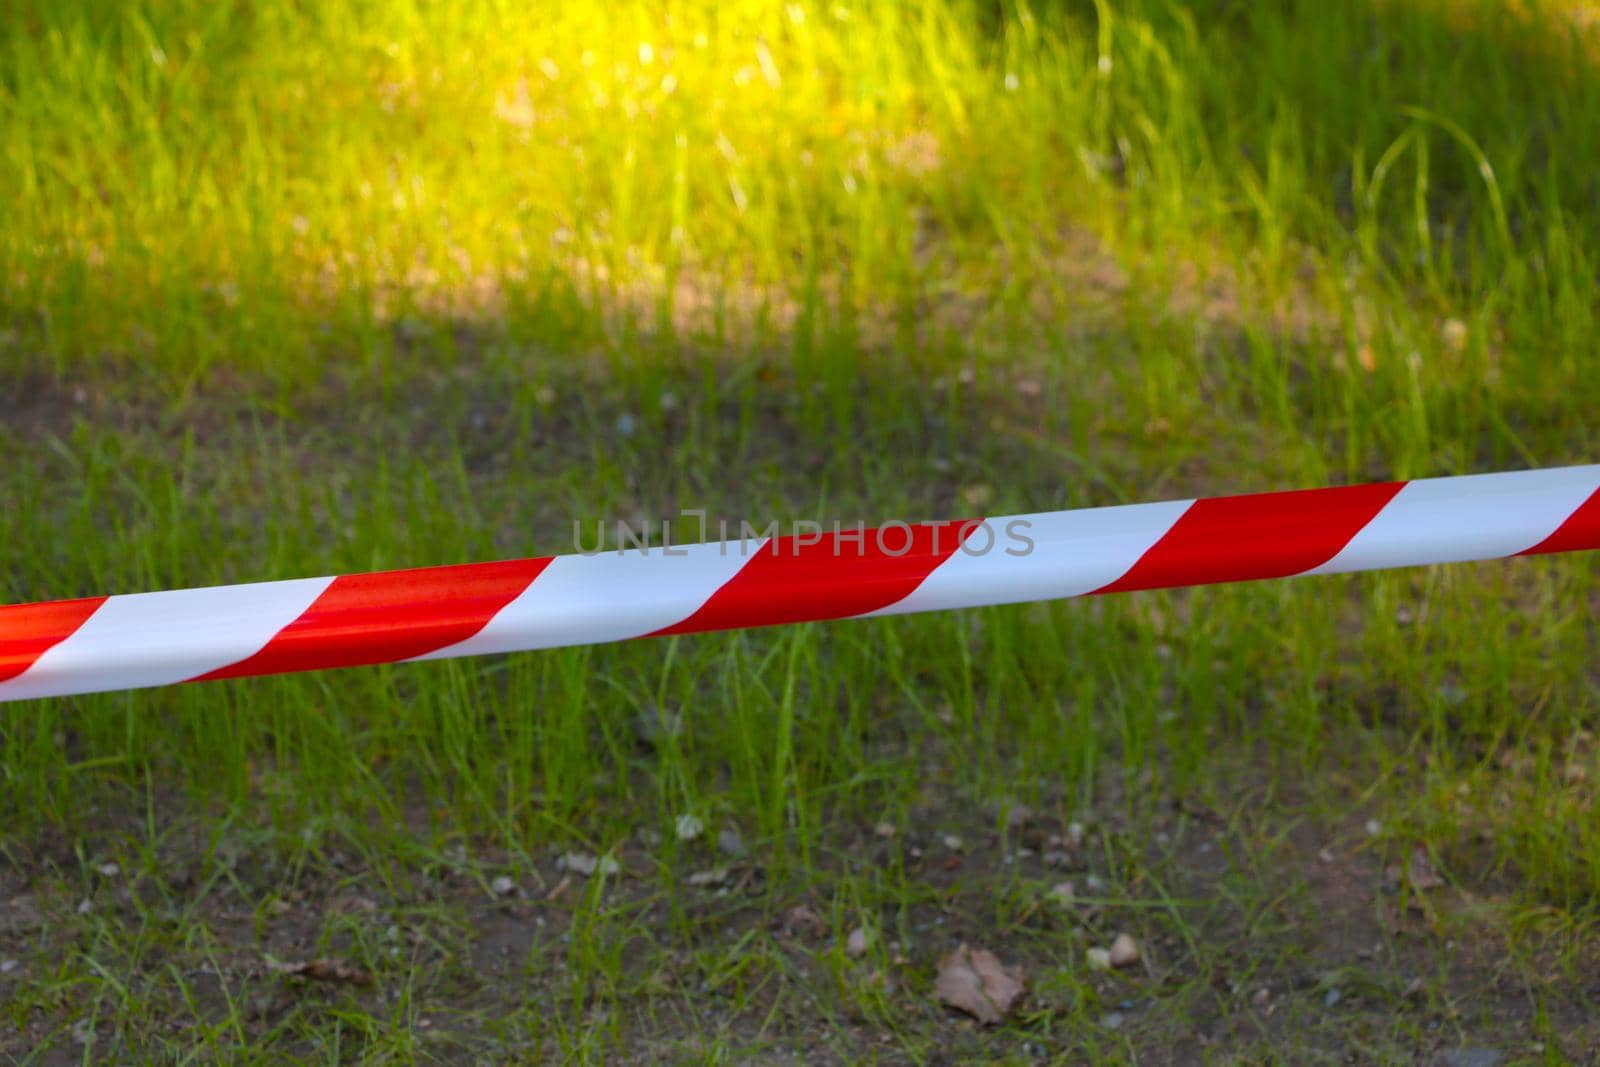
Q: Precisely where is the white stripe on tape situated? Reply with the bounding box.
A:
[412,540,763,660]
[865,499,1195,617]
[0,576,336,700]
[1305,466,1600,576]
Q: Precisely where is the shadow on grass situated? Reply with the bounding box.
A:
[2,277,1598,1057]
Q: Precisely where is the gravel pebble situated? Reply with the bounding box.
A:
[558,852,619,877]
[1438,1050,1503,1067]
[1108,933,1139,969]
[716,828,746,857]
[687,867,729,888]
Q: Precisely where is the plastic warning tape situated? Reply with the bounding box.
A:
[2,465,1596,702]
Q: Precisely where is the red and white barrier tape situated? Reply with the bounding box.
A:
[2,465,1597,702]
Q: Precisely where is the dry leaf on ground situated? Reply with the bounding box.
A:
[267,957,373,985]
[781,905,826,938]
[332,894,379,913]
[934,943,1025,1024]
[1386,845,1444,893]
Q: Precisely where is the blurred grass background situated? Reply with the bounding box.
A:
[0,1,1592,403]
[3,0,1600,1059]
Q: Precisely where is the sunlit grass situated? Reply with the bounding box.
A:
[3,0,1595,394]
[6,0,1043,377]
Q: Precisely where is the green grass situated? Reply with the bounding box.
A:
[3,0,1600,1061]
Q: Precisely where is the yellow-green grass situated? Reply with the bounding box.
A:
[3,0,1600,1060]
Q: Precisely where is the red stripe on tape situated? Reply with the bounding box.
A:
[196,558,552,681]
[1093,482,1405,594]
[0,596,108,683]
[1519,487,1600,557]
[654,520,981,636]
